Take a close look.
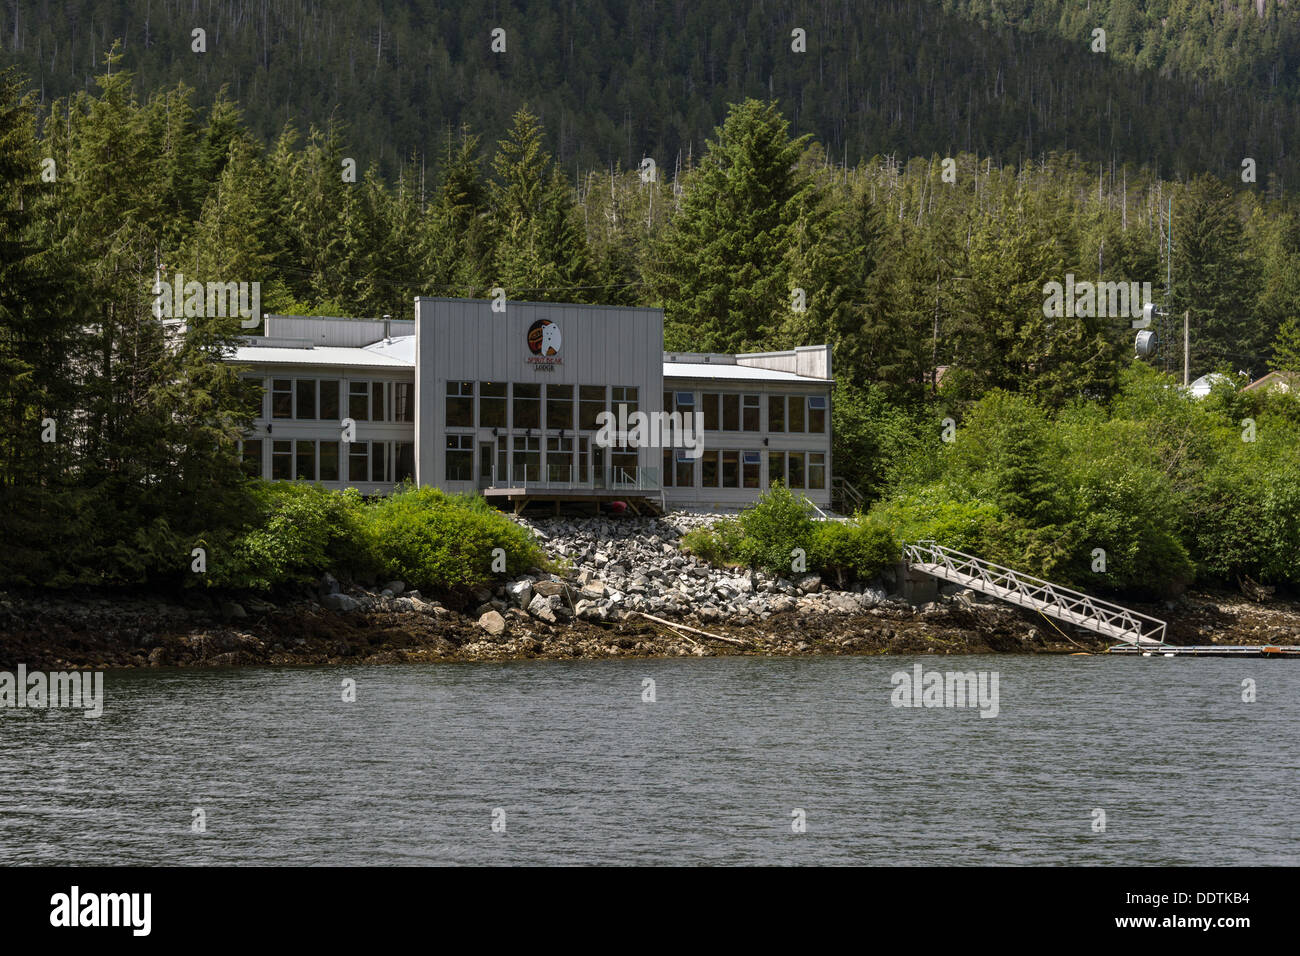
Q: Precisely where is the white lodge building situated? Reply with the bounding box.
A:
[230,298,834,512]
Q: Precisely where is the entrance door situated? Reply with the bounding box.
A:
[478,442,494,488]
[593,445,605,489]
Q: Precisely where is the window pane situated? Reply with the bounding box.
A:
[372,441,389,482]
[480,381,507,428]
[296,379,316,420]
[319,441,340,481]
[789,396,805,432]
[445,436,473,481]
[722,394,739,431]
[545,384,573,430]
[675,453,694,488]
[514,383,541,429]
[272,379,292,419]
[393,382,413,423]
[701,449,719,487]
[348,442,369,483]
[579,385,605,430]
[809,408,825,433]
[768,395,785,432]
[241,439,262,478]
[349,382,369,422]
[743,450,760,488]
[662,449,674,487]
[768,451,784,487]
[808,452,826,490]
[703,393,720,430]
[742,395,760,431]
[396,442,415,483]
[722,450,740,487]
[372,382,386,422]
[320,380,340,421]
[788,451,805,488]
[296,440,316,481]
[272,440,292,480]
[446,381,474,428]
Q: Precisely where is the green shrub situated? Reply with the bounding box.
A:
[680,516,744,566]
[811,518,899,587]
[365,486,548,592]
[867,486,1006,556]
[736,483,817,575]
[212,482,373,590]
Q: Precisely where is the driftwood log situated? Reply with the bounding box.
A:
[635,611,748,646]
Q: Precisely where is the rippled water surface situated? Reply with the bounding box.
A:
[1,654,1296,865]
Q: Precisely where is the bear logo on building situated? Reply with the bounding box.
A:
[527,318,562,357]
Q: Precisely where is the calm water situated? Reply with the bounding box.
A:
[1,655,1296,865]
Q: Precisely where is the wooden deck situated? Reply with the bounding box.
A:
[482,486,665,515]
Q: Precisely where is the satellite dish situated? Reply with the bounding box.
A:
[1135,330,1157,356]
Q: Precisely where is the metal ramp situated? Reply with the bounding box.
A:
[902,540,1167,646]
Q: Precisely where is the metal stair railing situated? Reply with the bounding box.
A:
[902,540,1168,646]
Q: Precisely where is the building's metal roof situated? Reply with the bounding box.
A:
[662,362,831,383]
[230,344,413,368]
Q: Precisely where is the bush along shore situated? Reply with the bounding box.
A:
[2,511,1299,670]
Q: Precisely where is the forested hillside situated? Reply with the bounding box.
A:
[941,0,1300,96]
[2,0,1299,185]
[3,4,1300,595]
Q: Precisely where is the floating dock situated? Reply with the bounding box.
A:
[1106,644,1300,658]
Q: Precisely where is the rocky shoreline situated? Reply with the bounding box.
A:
[2,514,1297,669]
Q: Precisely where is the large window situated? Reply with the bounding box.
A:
[788,451,806,489]
[272,379,292,419]
[514,383,541,429]
[722,394,740,431]
[348,441,370,482]
[393,382,413,423]
[395,442,415,483]
[722,450,740,487]
[372,440,391,482]
[808,451,826,490]
[703,393,720,431]
[743,450,761,488]
[272,440,293,479]
[547,436,574,481]
[789,395,805,433]
[240,439,262,478]
[446,435,473,481]
[701,449,719,487]
[742,394,760,431]
[320,380,341,421]
[808,395,827,433]
[546,384,573,430]
[768,451,785,487]
[768,395,785,432]
[372,382,387,422]
[295,440,316,481]
[612,386,638,418]
[349,381,370,422]
[296,380,317,420]
[675,451,695,488]
[579,386,606,430]
[446,381,474,427]
[513,435,540,482]
[320,441,340,482]
[480,382,507,428]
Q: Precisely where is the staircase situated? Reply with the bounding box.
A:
[831,476,865,514]
[902,540,1167,646]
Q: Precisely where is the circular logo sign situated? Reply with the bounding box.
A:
[527,318,562,357]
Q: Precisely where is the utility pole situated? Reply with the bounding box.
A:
[1184,311,1190,387]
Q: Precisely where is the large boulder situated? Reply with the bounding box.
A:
[527,593,558,623]
[506,579,534,608]
[323,593,361,613]
[477,610,508,637]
